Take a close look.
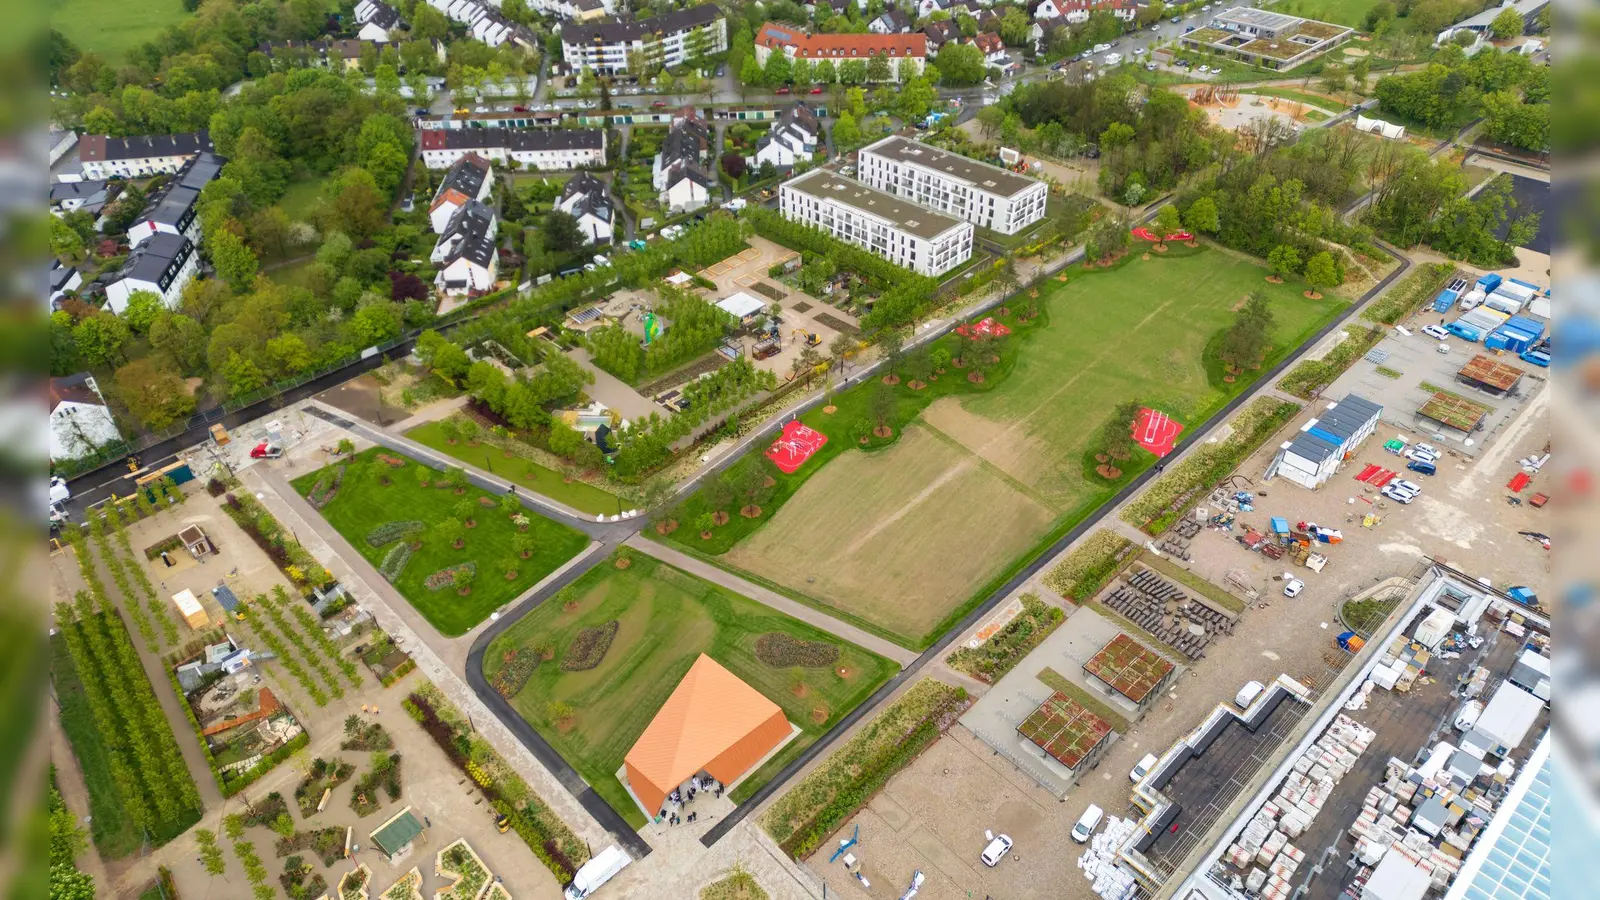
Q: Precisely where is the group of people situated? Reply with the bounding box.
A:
[657,774,727,827]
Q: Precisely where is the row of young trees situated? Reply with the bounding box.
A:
[55,576,202,843]
[238,591,332,707]
[584,287,736,383]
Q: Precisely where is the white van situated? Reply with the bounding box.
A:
[1129,753,1159,783]
[1454,699,1484,733]
[1071,805,1104,843]
[1103,53,1123,66]
[564,846,631,899]
[1235,681,1266,710]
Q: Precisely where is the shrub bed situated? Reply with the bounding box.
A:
[761,678,968,860]
[307,466,346,509]
[1042,531,1136,602]
[273,827,347,866]
[1361,262,1455,326]
[423,562,476,590]
[143,534,184,560]
[491,649,538,697]
[946,594,1064,683]
[561,621,619,671]
[1277,325,1386,400]
[366,521,425,547]
[222,492,334,590]
[379,542,415,583]
[348,753,402,817]
[753,633,841,669]
[294,757,356,817]
[340,718,394,752]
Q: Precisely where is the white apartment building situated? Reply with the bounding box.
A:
[103,232,199,314]
[127,152,225,248]
[857,136,1048,236]
[79,131,214,180]
[418,128,606,170]
[779,170,972,277]
[561,5,727,74]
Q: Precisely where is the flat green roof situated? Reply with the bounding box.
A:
[371,807,423,857]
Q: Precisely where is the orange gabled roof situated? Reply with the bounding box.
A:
[431,188,470,213]
[624,654,788,813]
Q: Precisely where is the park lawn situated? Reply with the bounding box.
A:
[277,173,335,222]
[671,246,1343,649]
[1268,0,1382,29]
[50,0,189,61]
[1247,86,1351,111]
[482,553,896,827]
[291,448,589,636]
[405,421,622,517]
[50,634,139,857]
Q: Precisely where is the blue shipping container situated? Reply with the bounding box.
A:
[1477,273,1503,293]
[1447,323,1484,342]
[1433,288,1459,312]
[1501,316,1544,339]
[1486,333,1512,351]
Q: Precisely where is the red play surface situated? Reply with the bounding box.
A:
[1133,407,1183,457]
[1131,228,1195,243]
[766,420,828,474]
[955,317,1011,339]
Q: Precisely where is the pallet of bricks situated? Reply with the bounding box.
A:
[1349,764,1465,889]
[1223,715,1377,900]
[1102,569,1233,660]
[1157,517,1201,560]
[1077,816,1140,900]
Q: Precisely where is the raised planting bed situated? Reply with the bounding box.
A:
[294,757,356,817]
[435,839,492,900]
[379,867,423,900]
[338,863,371,900]
[946,593,1065,683]
[1082,633,1175,704]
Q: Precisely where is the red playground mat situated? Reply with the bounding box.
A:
[766,420,828,474]
[1132,227,1161,242]
[1133,407,1183,457]
[955,317,1011,339]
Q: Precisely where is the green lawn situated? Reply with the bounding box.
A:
[51,0,189,61]
[667,245,1343,648]
[50,634,138,857]
[291,448,589,636]
[1247,86,1351,111]
[483,553,897,826]
[1268,0,1382,29]
[278,174,334,222]
[405,421,622,517]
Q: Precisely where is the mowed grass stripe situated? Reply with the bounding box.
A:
[484,554,896,826]
[405,420,622,517]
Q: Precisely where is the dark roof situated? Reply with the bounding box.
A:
[923,20,960,44]
[664,161,716,191]
[419,128,604,153]
[258,38,377,60]
[360,0,401,29]
[574,0,605,9]
[560,172,613,223]
[436,201,498,268]
[79,131,212,163]
[1334,393,1383,421]
[661,116,710,168]
[880,9,912,30]
[779,101,819,135]
[50,180,108,205]
[1285,432,1337,463]
[437,153,491,202]
[136,152,227,229]
[49,372,104,411]
[564,4,722,44]
[117,232,193,283]
[49,260,78,293]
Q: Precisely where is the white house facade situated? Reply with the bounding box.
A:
[557,172,615,244]
[428,153,494,233]
[418,128,605,170]
[431,201,500,294]
[756,24,927,80]
[78,131,214,180]
[49,374,122,461]
[128,152,225,248]
[1034,0,1141,23]
[779,169,972,277]
[751,102,820,170]
[103,233,198,314]
[857,136,1047,235]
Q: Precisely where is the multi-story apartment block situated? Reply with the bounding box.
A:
[857,136,1047,236]
[561,5,727,74]
[755,25,926,81]
[79,131,214,180]
[779,170,972,277]
[418,128,606,170]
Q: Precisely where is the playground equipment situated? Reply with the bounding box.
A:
[792,329,821,347]
[898,870,926,900]
[642,312,662,345]
[830,824,860,864]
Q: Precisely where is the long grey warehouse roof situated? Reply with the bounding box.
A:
[80,130,213,163]
[864,136,1040,199]
[563,4,721,44]
[784,169,966,241]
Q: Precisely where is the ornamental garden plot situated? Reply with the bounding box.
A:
[291,448,588,636]
[481,551,896,827]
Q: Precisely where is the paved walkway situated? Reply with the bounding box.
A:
[387,394,470,433]
[48,705,112,894]
[626,537,919,667]
[565,347,660,422]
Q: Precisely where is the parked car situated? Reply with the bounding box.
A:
[716,64,726,77]
[616,102,634,109]
[810,86,824,94]
[1393,479,1423,496]
[1381,484,1418,504]
[1070,805,1104,843]
[1422,324,1451,340]
[1133,47,1146,56]
[1129,753,1159,783]
[1407,460,1438,476]
[1171,15,1182,22]
[980,834,1013,866]
[1146,61,1159,70]
[1235,681,1265,709]
[1406,447,1438,464]
[652,100,668,108]
[1414,442,1440,457]
[513,105,528,112]
[1283,578,1305,598]
[776,85,792,94]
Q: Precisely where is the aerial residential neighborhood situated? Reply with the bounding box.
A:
[41,0,1563,899]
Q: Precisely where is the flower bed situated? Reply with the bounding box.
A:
[760,678,968,859]
[435,839,491,900]
[308,465,347,509]
[946,594,1064,683]
[366,521,425,547]
[1042,531,1136,602]
[379,867,423,900]
[275,826,349,866]
[341,717,394,752]
[424,561,476,591]
[348,753,402,817]
[379,542,415,583]
[492,648,538,698]
[402,686,586,881]
[561,621,619,671]
[142,534,184,560]
[375,453,408,468]
[338,863,371,900]
[753,633,841,669]
[294,757,356,817]
[222,492,334,590]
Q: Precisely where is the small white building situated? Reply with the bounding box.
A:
[103,232,198,314]
[715,292,767,326]
[654,114,715,213]
[78,131,214,181]
[556,172,615,245]
[49,373,121,462]
[750,102,820,171]
[1266,394,1382,489]
[354,0,402,40]
[429,153,494,233]
[1468,682,1542,758]
[431,201,500,295]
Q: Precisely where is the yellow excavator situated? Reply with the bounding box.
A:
[792,329,821,347]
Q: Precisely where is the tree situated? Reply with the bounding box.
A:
[1219,292,1274,371]
[832,111,860,149]
[829,332,856,371]
[50,215,87,262]
[1094,400,1142,465]
[1303,251,1340,296]
[149,312,207,373]
[1183,196,1220,236]
[1266,244,1302,281]
[1490,7,1526,39]
[937,43,986,86]
[1154,204,1183,242]
[265,333,314,377]
[219,351,267,400]
[432,517,465,549]
[211,229,260,292]
[740,54,764,87]
[695,511,716,536]
[763,49,792,86]
[121,291,164,335]
[866,54,891,83]
[543,209,585,253]
[113,357,195,430]
[869,380,896,433]
[721,152,747,181]
[453,498,478,525]
[72,314,129,368]
[323,167,388,238]
[999,8,1031,46]
[876,328,905,378]
[896,76,937,122]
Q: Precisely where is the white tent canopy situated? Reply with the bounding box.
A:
[716,292,766,320]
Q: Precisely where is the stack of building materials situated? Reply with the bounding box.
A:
[1077,816,1139,900]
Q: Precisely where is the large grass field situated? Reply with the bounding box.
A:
[51,0,189,61]
[291,448,589,636]
[405,420,622,517]
[482,553,897,827]
[1268,0,1381,29]
[671,246,1343,649]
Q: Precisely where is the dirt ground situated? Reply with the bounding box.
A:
[724,423,1056,643]
[797,380,1551,900]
